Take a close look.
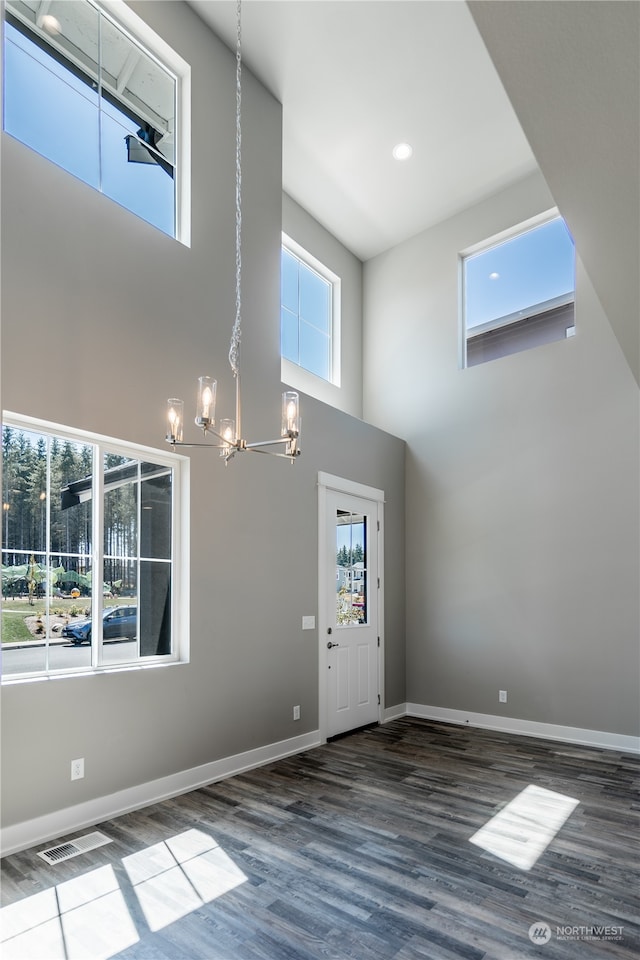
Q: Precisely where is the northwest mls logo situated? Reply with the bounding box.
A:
[529,922,552,944]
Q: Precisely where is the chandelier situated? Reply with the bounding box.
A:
[165,0,300,464]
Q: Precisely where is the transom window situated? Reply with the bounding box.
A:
[1,414,189,681]
[281,236,340,384]
[461,212,575,367]
[3,0,190,241]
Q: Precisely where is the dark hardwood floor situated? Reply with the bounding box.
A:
[2,718,639,959]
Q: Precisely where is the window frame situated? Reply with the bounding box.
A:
[459,209,575,369]
[2,0,191,245]
[1,411,190,683]
[281,233,341,387]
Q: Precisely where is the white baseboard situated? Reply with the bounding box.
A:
[1,729,321,858]
[405,703,640,754]
[4,707,637,858]
[383,703,407,723]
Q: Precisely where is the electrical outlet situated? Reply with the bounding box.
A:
[293,705,300,721]
[71,758,84,780]
[499,690,507,704]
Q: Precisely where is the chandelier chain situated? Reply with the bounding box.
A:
[164,0,300,461]
[229,0,242,378]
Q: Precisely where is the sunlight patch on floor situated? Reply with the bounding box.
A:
[1,829,247,958]
[123,828,247,932]
[469,783,579,870]
[0,865,138,959]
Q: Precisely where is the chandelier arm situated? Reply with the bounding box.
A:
[245,437,295,450]
[167,440,226,449]
[246,448,301,460]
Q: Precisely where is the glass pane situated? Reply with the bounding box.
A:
[54,439,94,563]
[464,218,575,331]
[102,561,138,664]
[100,17,175,166]
[104,454,138,563]
[3,15,100,189]
[1,552,47,676]
[99,15,175,236]
[139,560,171,657]
[300,321,330,381]
[101,109,175,237]
[140,467,172,560]
[281,250,299,312]
[281,307,299,364]
[2,427,48,561]
[336,511,367,626]
[299,266,331,334]
[58,567,93,672]
[46,0,101,81]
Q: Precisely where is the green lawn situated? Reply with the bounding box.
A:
[1,612,33,643]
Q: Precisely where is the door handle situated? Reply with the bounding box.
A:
[327,641,339,649]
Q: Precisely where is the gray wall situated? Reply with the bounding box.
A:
[364,171,640,737]
[0,1,405,829]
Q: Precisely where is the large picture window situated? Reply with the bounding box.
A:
[1,415,188,680]
[3,0,189,241]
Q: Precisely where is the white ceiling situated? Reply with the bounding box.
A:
[188,0,640,385]
[187,0,538,261]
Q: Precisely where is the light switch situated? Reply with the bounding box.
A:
[302,616,315,630]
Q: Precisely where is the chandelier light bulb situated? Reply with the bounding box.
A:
[195,376,217,428]
[166,399,184,443]
[282,391,300,436]
[202,387,213,418]
[219,419,235,458]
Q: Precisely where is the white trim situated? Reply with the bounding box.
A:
[406,703,640,754]
[460,207,562,259]
[2,411,187,467]
[318,479,329,740]
[0,730,321,857]
[383,703,407,724]
[5,706,635,856]
[1,411,190,678]
[318,471,384,504]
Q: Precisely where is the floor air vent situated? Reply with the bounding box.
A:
[38,831,112,865]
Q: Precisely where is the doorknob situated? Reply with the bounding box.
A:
[327,641,339,649]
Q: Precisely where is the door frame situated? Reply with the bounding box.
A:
[318,471,385,743]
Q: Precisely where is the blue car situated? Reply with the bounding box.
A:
[62,606,137,645]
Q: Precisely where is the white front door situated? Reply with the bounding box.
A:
[322,484,381,739]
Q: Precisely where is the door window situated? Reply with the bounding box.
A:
[335,509,367,626]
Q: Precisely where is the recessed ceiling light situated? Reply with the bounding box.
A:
[392,142,413,161]
[489,272,500,280]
